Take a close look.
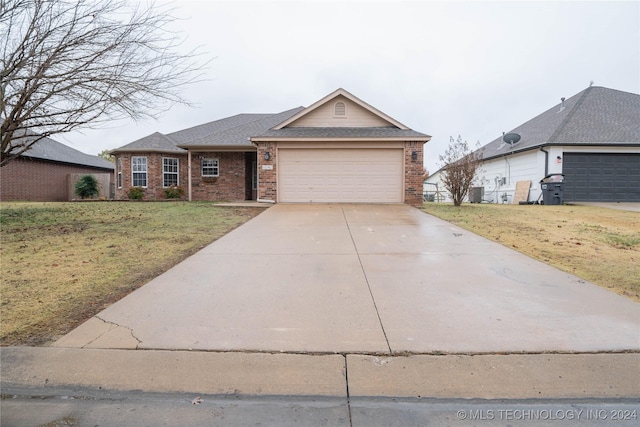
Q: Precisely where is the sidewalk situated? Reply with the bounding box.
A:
[2,347,639,399]
[2,347,639,425]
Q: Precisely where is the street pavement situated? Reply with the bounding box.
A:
[2,390,638,427]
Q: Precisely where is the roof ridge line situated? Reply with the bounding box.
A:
[548,86,592,143]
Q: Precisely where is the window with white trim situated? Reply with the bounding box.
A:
[117,157,122,188]
[334,101,346,117]
[163,157,179,187]
[131,156,147,187]
[202,158,219,177]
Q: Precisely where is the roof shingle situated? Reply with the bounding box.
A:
[19,134,114,170]
[112,132,183,153]
[177,108,305,147]
[481,86,640,160]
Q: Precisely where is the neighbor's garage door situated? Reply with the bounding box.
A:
[563,153,640,202]
[278,148,403,203]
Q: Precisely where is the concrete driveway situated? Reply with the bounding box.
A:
[55,204,640,354]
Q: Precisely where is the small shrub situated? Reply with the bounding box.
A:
[127,187,145,200]
[164,186,184,199]
[75,175,99,199]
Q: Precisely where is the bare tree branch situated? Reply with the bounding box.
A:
[1,0,209,166]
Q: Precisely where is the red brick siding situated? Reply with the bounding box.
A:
[256,142,424,205]
[112,142,424,205]
[114,152,247,201]
[191,152,247,201]
[257,143,277,201]
[0,157,114,202]
[114,153,189,200]
[404,141,424,206]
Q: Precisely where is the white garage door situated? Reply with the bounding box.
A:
[278,148,403,203]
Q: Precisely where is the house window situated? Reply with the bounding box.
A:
[117,157,122,188]
[334,101,346,117]
[131,156,147,187]
[163,157,179,187]
[202,158,219,177]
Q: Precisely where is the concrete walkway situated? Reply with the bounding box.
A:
[54,204,640,354]
[3,348,638,426]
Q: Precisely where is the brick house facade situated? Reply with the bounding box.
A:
[114,152,254,201]
[111,89,430,205]
[1,137,115,202]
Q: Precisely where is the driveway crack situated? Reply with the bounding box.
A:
[341,206,392,354]
[343,354,353,427]
[88,316,141,349]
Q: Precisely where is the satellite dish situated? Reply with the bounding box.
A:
[503,133,521,145]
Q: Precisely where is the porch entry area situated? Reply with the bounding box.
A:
[245,152,257,201]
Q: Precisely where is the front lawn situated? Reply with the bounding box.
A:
[0,202,264,345]
[422,203,640,302]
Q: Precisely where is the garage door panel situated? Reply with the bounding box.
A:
[278,148,403,203]
[563,153,640,202]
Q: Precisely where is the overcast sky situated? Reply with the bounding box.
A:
[62,0,640,173]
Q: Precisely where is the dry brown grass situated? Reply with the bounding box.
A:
[422,203,640,302]
[1,202,264,345]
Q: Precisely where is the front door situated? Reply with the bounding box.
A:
[244,152,258,200]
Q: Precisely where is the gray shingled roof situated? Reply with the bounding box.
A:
[254,127,430,140]
[112,108,305,152]
[111,132,184,154]
[481,86,640,160]
[177,108,305,147]
[19,134,114,170]
[111,101,430,152]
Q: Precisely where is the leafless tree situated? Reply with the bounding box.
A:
[439,135,483,206]
[1,0,208,166]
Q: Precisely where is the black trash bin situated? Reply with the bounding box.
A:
[539,174,564,205]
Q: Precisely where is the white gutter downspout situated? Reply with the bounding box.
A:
[187,150,192,201]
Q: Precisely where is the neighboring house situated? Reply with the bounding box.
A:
[1,135,115,202]
[426,86,640,203]
[111,88,431,205]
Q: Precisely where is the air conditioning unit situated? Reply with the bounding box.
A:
[470,187,484,203]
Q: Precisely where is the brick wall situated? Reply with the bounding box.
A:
[111,144,425,205]
[404,141,425,206]
[191,152,247,201]
[1,157,114,202]
[114,152,248,201]
[257,143,277,201]
[114,153,188,200]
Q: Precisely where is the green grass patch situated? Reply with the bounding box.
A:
[603,232,640,249]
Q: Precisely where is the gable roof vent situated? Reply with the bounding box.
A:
[334,101,346,117]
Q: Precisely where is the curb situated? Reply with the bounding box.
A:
[2,347,639,399]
